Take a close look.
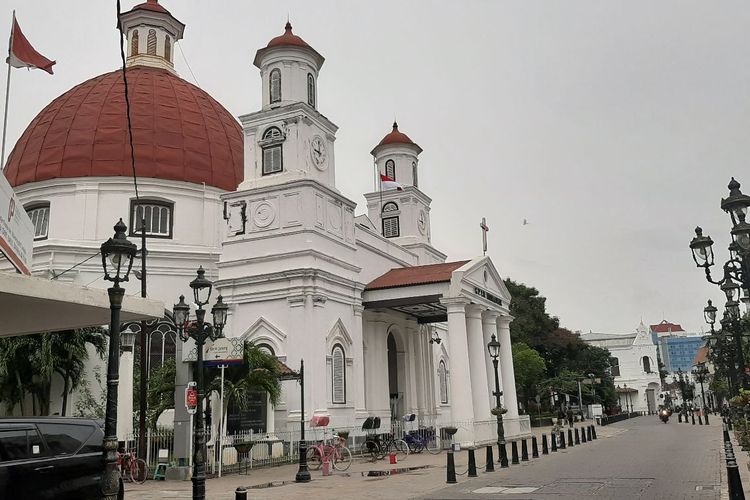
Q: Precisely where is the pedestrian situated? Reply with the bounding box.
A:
[566,408,574,428]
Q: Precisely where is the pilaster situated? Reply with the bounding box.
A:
[441,297,475,444]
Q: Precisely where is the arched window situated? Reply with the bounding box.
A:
[130,199,174,238]
[164,35,171,62]
[385,159,396,180]
[609,357,620,377]
[257,344,275,356]
[25,203,50,240]
[147,29,157,55]
[382,202,399,238]
[307,73,315,108]
[131,30,139,56]
[438,360,448,404]
[261,127,284,175]
[642,356,652,373]
[412,161,418,187]
[332,344,346,404]
[270,68,281,103]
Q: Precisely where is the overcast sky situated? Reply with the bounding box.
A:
[2,0,747,334]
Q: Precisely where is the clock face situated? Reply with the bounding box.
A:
[310,136,327,170]
[418,210,427,235]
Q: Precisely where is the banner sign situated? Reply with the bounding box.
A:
[185,382,198,415]
[0,174,33,275]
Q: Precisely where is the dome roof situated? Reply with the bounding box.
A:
[4,66,243,191]
[372,122,422,154]
[267,22,311,49]
[130,0,169,14]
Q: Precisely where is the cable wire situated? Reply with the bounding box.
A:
[176,41,200,87]
[51,252,100,280]
[116,0,139,202]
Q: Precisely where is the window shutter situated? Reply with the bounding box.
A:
[439,362,448,404]
[147,29,157,55]
[332,347,345,404]
[383,217,399,238]
[385,160,395,180]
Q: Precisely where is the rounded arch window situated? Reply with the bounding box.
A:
[270,68,282,103]
[164,35,171,62]
[412,161,418,187]
[307,73,315,108]
[131,30,139,56]
[332,344,346,404]
[382,202,399,213]
[382,202,400,238]
[642,356,652,373]
[147,29,157,55]
[262,127,284,175]
[438,360,448,404]
[385,159,395,180]
[256,343,275,356]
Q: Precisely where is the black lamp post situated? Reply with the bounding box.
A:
[693,363,710,424]
[173,267,228,500]
[690,177,750,388]
[294,359,311,482]
[487,334,508,467]
[99,219,137,500]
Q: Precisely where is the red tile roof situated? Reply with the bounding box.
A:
[267,22,311,49]
[275,358,297,380]
[693,345,708,366]
[376,122,418,148]
[4,66,243,191]
[649,320,685,333]
[365,261,470,291]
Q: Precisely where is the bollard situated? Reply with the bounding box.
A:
[468,448,478,477]
[728,418,734,431]
[591,425,597,440]
[574,428,580,445]
[235,487,247,500]
[446,450,457,484]
[559,431,566,449]
[499,442,509,468]
[521,439,529,461]
[551,433,558,452]
[581,427,587,443]
[678,413,683,423]
[586,425,592,441]
[705,412,710,425]
[727,458,745,500]
[692,412,696,425]
[485,445,495,473]
[531,436,539,458]
[542,434,549,454]
[568,428,574,447]
[511,441,520,465]
[699,414,703,425]
[724,424,731,443]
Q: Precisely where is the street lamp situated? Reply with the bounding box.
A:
[173,267,228,500]
[692,363,710,424]
[487,334,508,467]
[99,219,137,500]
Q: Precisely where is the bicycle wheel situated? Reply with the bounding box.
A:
[306,446,323,470]
[387,439,409,461]
[130,458,147,484]
[425,433,442,455]
[333,446,352,471]
[359,440,381,460]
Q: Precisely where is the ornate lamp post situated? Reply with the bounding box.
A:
[487,334,508,468]
[690,177,750,388]
[693,363,710,424]
[99,219,137,499]
[173,267,229,500]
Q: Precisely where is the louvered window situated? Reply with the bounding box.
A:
[270,68,281,103]
[26,204,50,240]
[412,161,418,187]
[642,356,651,373]
[307,73,315,108]
[382,217,399,238]
[385,159,395,180]
[164,35,171,61]
[332,345,346,404]
[130,200,173,238]
[609,357,620,377]
[438,361,448,404]
[147,29,157,55]
[131,30,139,56]
[261,127,283,175]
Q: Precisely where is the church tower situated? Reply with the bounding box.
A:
[364,123,446,264]
[238,22,337,191]
[119,0,185,74]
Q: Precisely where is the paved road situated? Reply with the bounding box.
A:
[423,416,723,500]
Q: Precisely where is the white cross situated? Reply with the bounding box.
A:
[480,217,489,255]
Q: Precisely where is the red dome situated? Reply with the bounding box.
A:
[4,66,243,191]
[375,122,420,150]
[130,0,169,14]
[267,22,311,49]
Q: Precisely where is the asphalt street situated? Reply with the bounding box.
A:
[422,416,723,500]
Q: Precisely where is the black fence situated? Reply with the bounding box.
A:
[599,412,642,426]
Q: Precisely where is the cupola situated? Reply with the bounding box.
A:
[371,122,422,188]
[253,22,325,110]
[119,0,185,73]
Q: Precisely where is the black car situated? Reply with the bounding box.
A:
[0,417,121,499]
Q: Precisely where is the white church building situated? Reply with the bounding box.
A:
[3,0,526,447]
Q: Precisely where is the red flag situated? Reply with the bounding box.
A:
[380,173,403,191]
[7,15,55,74]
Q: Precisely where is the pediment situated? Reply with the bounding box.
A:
[239,317,287,352]
[327,318,353,348]
[449,256,512,307]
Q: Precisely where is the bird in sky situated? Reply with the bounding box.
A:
[522,219,529,226]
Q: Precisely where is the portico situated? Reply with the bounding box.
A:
[362,256,524,445]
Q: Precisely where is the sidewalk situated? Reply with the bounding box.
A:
[125,422,620,499]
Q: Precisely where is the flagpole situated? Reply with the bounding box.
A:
[1,11,14,170]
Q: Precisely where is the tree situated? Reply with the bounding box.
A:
[51,328,106,416]
[503,279,559,346]
[146,358,176,429]
[512,342,546,408]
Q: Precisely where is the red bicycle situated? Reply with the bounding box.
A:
[117,451,147,484]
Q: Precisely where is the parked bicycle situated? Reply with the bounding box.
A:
[401,414,441,454]
[117,451,147,484]
[306,429,352,472]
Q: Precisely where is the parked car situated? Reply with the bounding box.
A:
[0,417,122,499]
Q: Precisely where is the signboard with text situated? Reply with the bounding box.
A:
[185,382,198,415]
[203,337,244,367]
[0,174,33,275]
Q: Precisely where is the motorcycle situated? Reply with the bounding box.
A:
[659,409,670,423]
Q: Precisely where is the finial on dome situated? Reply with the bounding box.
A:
[392,121,398,129]
[147,0,158,3]
[285,21,293,32]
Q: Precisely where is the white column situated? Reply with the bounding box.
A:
[117,349,134,439]
[353,305,367,418]
[405,326,419,414]
[414,326,427,418]
[466,305,491,421]
[442,298,475,426]
[482,311,502,409]
[497,315,518,418]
